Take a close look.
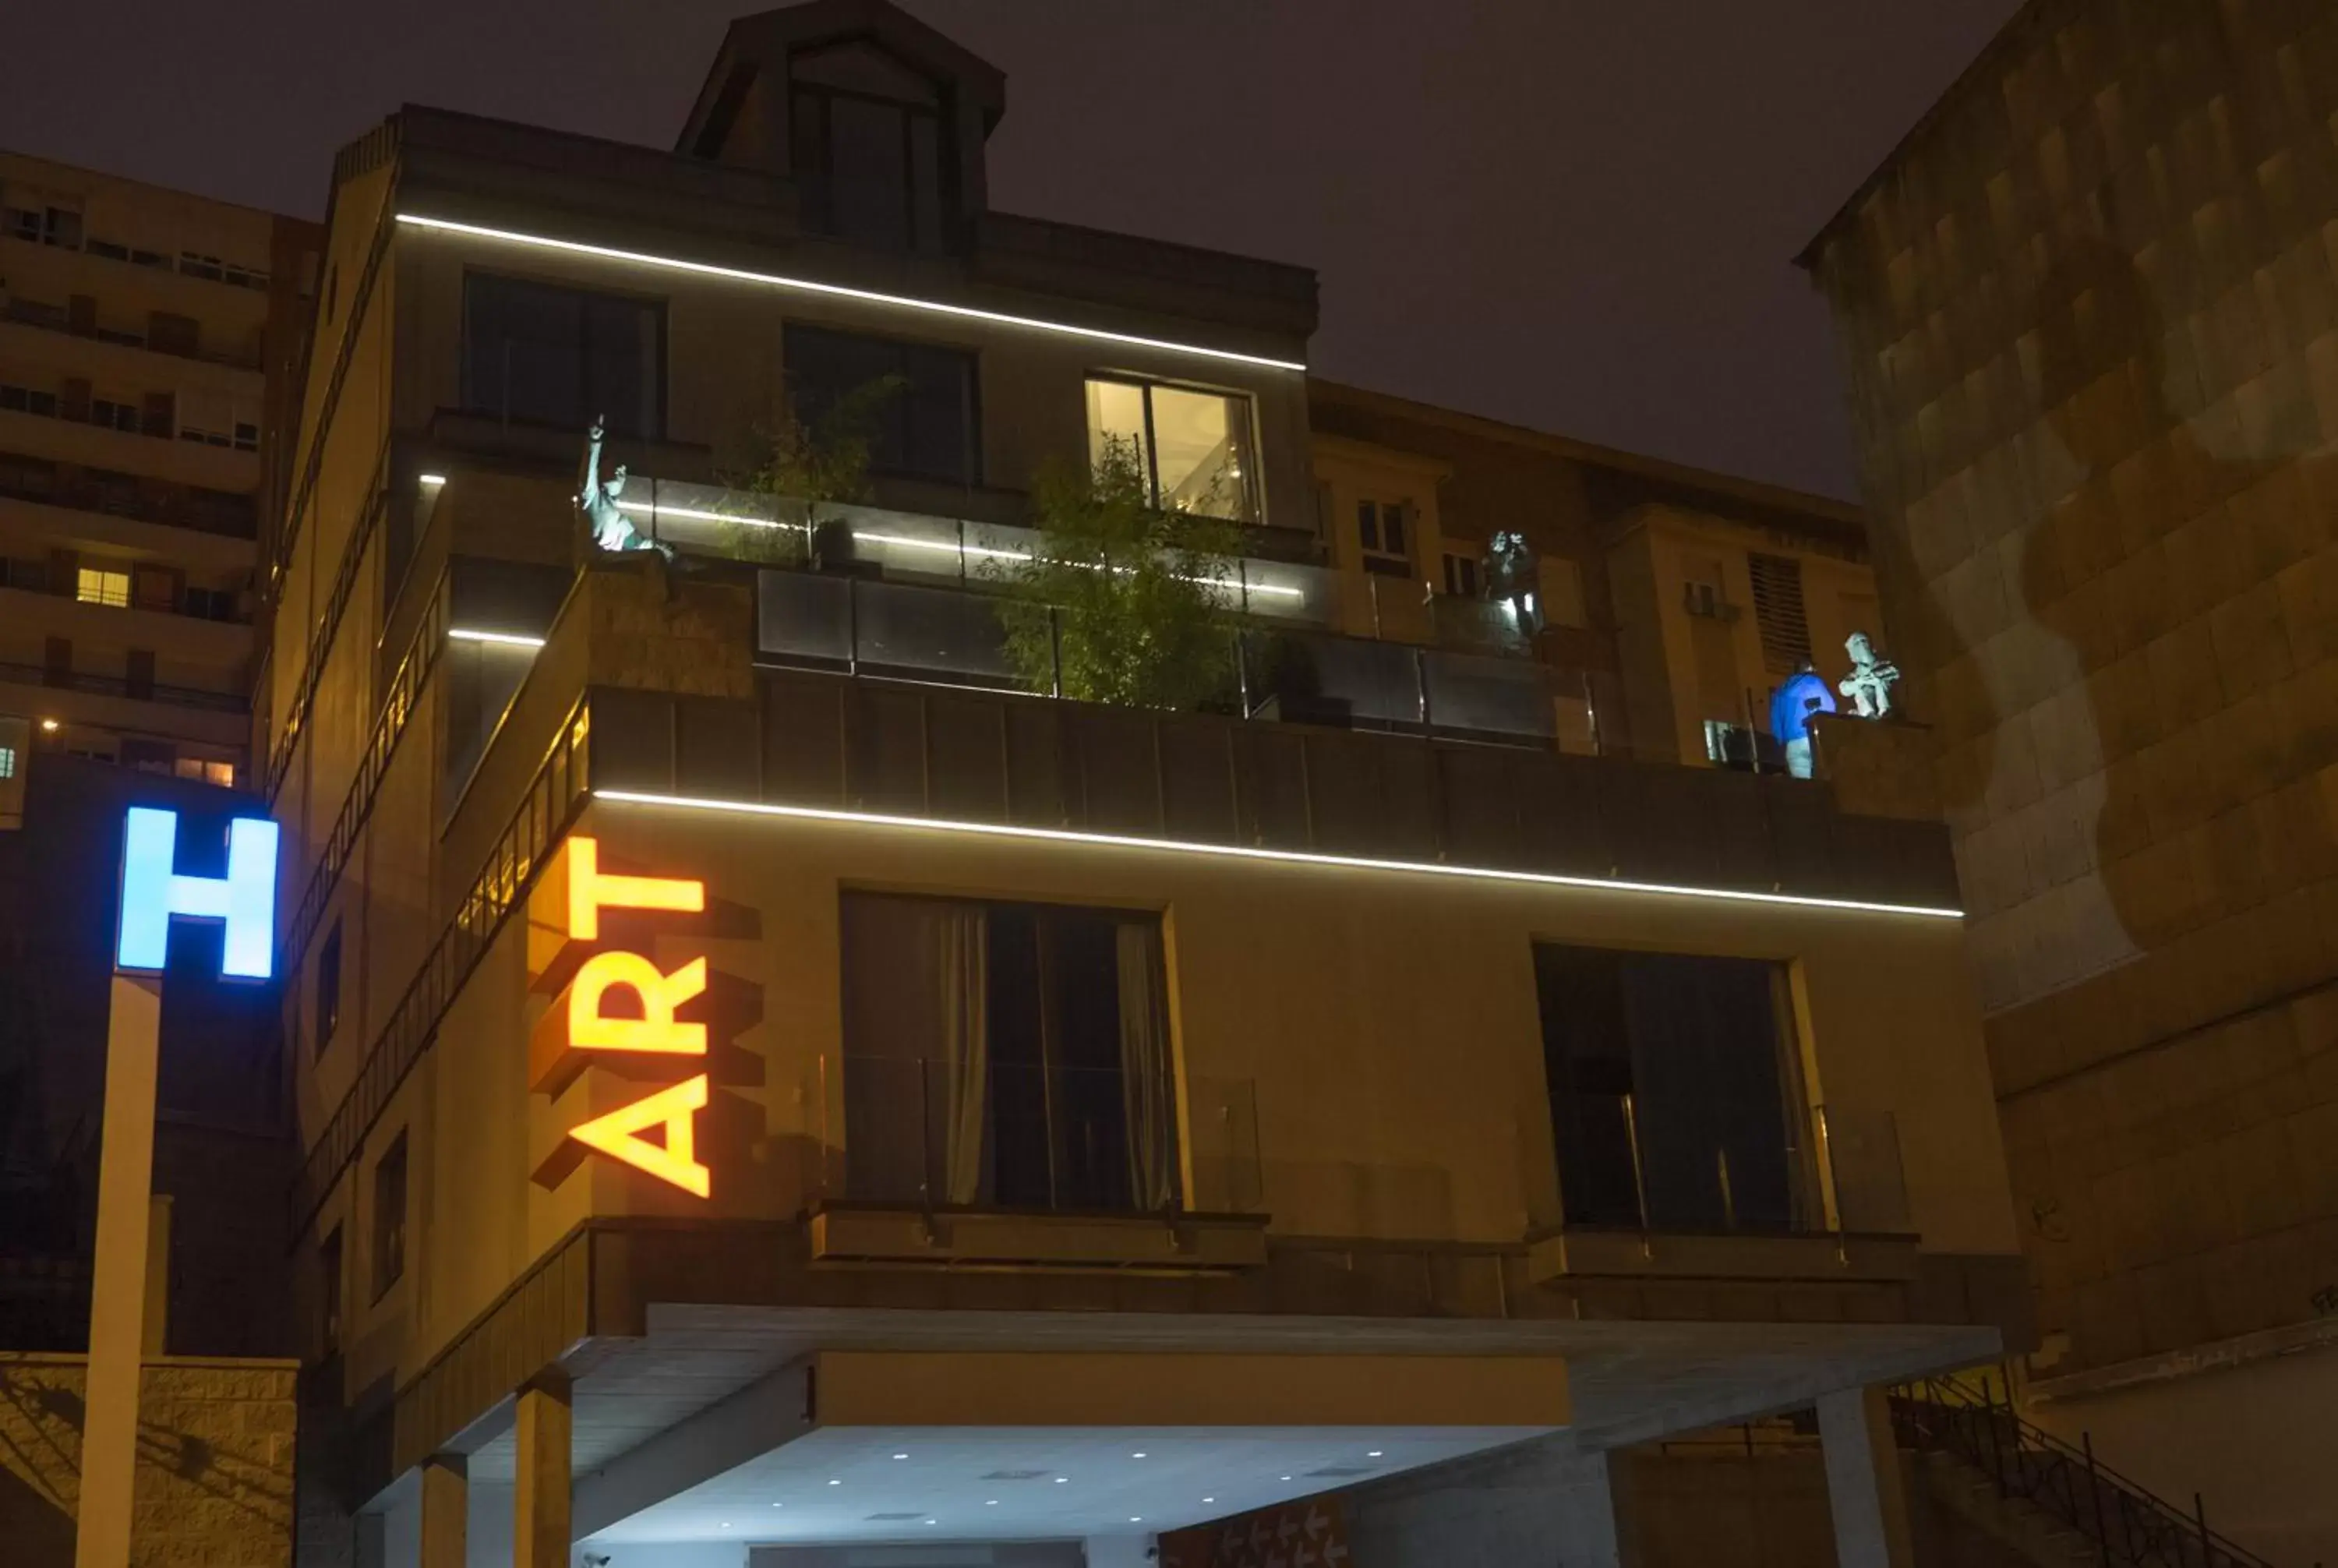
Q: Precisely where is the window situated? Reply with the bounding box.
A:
[318,1227,344,1356]
[371,1133,408,1298]
[316,920,344,1046]
[89,398,142,436]
[1443,551,1481,599]
[185,586,239,621]
[172,756,236,787]
[1356,499,1411,576]
[1083,377,1259,524]
[789,43,948,252]
[461,274,664,440]
[0,746,14,779]
[839,893,1178,1213]
[783,324,977,486]
[76,567,129,607]
[2,203,82,249]
[0,383,60,419]
[1535,944,1815,1234]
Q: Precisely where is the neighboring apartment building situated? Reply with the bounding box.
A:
[0,150,319,786]
[1309,381,1889,772]
[267,5,2022,1566]
[1802,0,2338,1559]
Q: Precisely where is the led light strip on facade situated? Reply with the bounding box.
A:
[448,627,549,648]
[396,214,1310,373]
[592,788,1965,920]
[609,504,1312,601]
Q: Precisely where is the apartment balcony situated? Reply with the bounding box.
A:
[0,484,258,564]
[0,295,266,373]
[1525,1102,1919,1286]
[602,476,1587,750]
[0,404,259,493]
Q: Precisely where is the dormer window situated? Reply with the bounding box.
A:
[790,42,948,253]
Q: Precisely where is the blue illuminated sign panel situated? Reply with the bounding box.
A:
[115,807,280,980]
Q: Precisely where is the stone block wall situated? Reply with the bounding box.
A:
[1805,0,2338,1385]
[0,1353,297,1568]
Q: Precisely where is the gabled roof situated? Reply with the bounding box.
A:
[676,0,1008,158]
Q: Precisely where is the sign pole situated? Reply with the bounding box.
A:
[75,970,161,1568]
[78,803,277,1568]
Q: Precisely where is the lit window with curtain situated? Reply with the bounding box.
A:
[839,892,1178,1213]
[1083,376,1259,524]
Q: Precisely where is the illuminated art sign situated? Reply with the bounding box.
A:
[115,807,280,980]
[530,837,714,1198]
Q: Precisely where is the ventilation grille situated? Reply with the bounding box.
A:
[1307,1465,1376,1478]
[865,1511,927,1521]
[981,1469,1050,1481]
[1746,553,1812,674]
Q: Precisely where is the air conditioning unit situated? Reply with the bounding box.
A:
[1683,582,1741,621]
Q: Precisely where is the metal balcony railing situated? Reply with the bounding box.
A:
[1891,1375,2278,1568]
[0,657,246,713]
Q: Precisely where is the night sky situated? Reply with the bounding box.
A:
[0,1,2022,500]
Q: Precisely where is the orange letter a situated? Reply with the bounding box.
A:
[567,1075,711,1198]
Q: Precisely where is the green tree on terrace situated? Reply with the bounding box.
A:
[991,436,1241,711]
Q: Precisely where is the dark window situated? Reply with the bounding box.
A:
[125,650,154,700]
[790,44,948,252]
[1535,944,1815,1234]
[316,920,344,1047]
[1443,552,1481,599]
[783,323,976,486]
[839,893,1178,1214]
[461,274,664,440]
[371,1133,407,1298]
[318,1227,344,1355]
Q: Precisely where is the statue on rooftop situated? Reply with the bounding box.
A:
[1485,530,1542,632]
[581,418,669,557]
[1839,630,1901,719]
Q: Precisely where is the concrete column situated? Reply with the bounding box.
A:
[1546,1448,1627,1568]
[1818,1385,1915,1568]
[419,1453,468,1568]
[514,1374,573,1568]
[75,972,162,1568]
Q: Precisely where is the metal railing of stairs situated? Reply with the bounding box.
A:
[1889,1375,2278,1568]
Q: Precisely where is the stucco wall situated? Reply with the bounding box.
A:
[0,1354,297,1568]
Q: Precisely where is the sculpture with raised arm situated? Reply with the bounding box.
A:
[1839,630,1901,719]
[580,418,669,556]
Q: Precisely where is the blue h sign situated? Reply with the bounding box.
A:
[115,807,280,980]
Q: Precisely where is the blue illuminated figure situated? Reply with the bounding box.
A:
[115,807,279,980]
[1768,661,1836,779]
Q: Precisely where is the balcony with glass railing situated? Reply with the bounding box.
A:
[1526,1099,1916,1283]
[606,475,1594,751]
[798,1052,1267,1269]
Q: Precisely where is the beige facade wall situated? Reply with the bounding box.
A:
[1609,505,1881,767]
[328,785,2016,1386]
[0,1353,297,1568]
[1806,0,2338,1556]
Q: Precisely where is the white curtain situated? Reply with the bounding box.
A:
[935,906,990,1206]
[1116,923,1176,1210]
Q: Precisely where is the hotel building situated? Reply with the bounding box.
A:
[269,4,2024,1564]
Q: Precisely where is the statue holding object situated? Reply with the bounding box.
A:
[580,418,671,558]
